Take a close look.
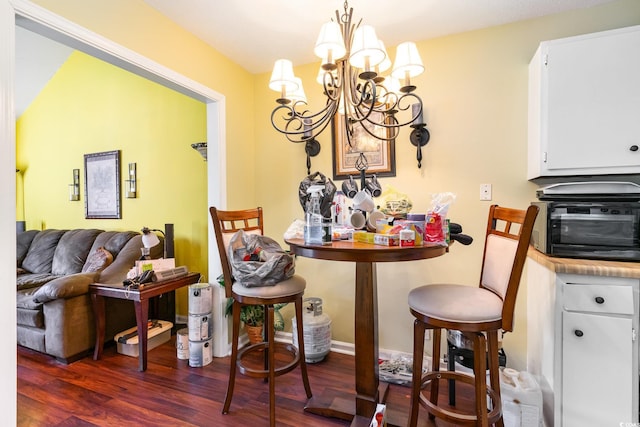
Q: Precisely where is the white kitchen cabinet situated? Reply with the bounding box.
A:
[562,310,633,426]
[527,25,640,179]
[527,256,639,426]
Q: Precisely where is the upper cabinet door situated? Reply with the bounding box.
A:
[528,26,640,179]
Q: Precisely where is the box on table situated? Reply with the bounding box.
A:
[353,231,375,244]
[373,233,399,246]
[378,220,425,246]
[114,320,173,357]
[135,258,175,275]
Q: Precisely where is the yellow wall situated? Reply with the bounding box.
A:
[254,0,640,370]
[16,50,207,311]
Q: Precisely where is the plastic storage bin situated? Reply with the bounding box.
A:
[114,320,173,357]
[500,368,543,427]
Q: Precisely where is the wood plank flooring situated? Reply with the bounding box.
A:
[17,338,476,426]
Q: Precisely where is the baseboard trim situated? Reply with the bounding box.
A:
[275,330,416,361]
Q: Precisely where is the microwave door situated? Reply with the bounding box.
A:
[555,213,637,247]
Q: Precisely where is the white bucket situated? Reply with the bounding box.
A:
[188,312,213,341]
[188,283,213,315]
[176,328,189,360]
[188,338,212,367]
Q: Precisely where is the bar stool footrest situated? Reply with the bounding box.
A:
[237,341,301,379]
[419,370,502,425]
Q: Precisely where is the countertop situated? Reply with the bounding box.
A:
[528,246,640,279]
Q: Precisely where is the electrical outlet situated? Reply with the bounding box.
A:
[480,184,492,201]
[424,330,432,341]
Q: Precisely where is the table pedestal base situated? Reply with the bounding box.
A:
[305,383,411,427]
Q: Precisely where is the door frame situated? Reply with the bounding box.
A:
[2,1,230,416]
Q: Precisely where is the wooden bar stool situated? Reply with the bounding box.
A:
[210,207,312,427]
[407,204,538,426]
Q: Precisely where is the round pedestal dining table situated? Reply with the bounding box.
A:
[285,238,449,427]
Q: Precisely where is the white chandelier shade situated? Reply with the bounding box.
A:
[314,21,346,67]
[269,59,298,97]
[348,25,385,73]
[392,42,425,91]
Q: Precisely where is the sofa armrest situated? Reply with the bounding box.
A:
[32,272,99,303]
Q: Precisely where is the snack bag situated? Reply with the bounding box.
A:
[425,192,456,247]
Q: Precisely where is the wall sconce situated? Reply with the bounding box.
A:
[125,163,137,198]
[68,169,80,201]
[140,224,174,259]
[303,118,320,175]
[191,142,207,161]
[409,103,430,168]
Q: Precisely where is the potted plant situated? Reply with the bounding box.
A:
[219,275,286,344]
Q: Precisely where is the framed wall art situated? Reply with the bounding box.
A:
[332,111,396,180]
[84,150,121,219]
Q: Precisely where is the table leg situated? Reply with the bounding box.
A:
[92,293,106,361]
[354,261,379,418]
[304,261,380,423]
[134,298,150,372]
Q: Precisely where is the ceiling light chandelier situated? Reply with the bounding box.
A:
[269,1,431,170]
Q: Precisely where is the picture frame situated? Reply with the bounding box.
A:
[332,111,396,180]
[84,150,121,219]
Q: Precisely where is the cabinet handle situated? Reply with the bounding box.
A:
[631,145,639,152]
[574,330,584,337]
[594,296,605,304]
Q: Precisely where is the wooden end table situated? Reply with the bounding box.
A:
[90,272,201,371]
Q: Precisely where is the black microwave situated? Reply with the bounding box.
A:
[531,201,640,262]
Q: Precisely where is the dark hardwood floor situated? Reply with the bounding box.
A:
[17,338,475,426]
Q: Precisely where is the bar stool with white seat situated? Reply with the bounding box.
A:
[407,204,538,427]
[210,206,312,427]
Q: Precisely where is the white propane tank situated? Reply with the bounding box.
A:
[292,297,332,363]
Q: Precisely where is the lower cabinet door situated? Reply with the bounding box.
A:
[562,311,633,427]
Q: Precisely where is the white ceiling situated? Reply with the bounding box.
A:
[144,0,618,74]
[16,0,618,116]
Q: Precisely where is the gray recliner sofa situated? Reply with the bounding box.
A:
[16,228,161,363]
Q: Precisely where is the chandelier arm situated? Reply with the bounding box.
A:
[271,100,339,142]
[323,70,342,102]
[343,110,355,148]
[363,92,424,130]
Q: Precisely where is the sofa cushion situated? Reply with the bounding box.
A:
[98,235,143,284]
[32,272,99,303]
[17,230,38,267]
[21,230,67,274]
[82,246,113,273]
[89,231,139,259]
[52,229,103,275]
[16,273,62,291]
